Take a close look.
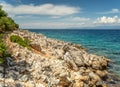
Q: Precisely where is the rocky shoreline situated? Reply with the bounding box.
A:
[0,29,120,87]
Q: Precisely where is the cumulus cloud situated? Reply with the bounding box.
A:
[98,8,120,14]
[94,16,120,24]
[0,1,79,17]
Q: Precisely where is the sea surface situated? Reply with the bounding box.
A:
[28,29,120,75]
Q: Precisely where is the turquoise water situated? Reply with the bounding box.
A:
[28,29,120,75]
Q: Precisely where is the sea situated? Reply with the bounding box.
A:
[28,29,120,76]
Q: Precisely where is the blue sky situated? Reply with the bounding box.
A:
[0,0,120,29]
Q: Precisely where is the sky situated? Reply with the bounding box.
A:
[0,0,120,29]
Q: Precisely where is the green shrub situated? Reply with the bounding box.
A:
[0,5,19,33]
[0,35,11,64]
[10,35,23,43]
[0,5,19,64]
[0,6,7,17]
[0,42,6,53]
[10,35,31,49]
[24,38,31,45]
[0,34,4,42]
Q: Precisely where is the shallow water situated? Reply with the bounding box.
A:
[28,29,120,75]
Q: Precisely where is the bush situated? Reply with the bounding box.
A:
[10,35,31,49]
[0,5,19,33]
[0,5,19,64]
[10,35,23,43]
[0,42,6,53]
[0,6,7,17]
[0,34,11,64]
[0,42,11,64]
[0,34,6,64]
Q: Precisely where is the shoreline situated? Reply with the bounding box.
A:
[28,29,120,76]
[0,29,120,87]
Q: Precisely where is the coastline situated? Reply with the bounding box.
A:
[0,29,119,87]
[29,29,120,76]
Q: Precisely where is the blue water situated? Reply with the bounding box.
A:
[28,29,120,75]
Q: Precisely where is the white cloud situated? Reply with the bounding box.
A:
[15,15,32,19]
[111,9,120,13]
[20,22,86,29]
[50,16,90,22]
[98,8,120,14]
[50,16,62,18]
[94,16,120,24]
[1,1,120,29]
[70,17,90,21]
[17,16,120,29]
[58,17,90,23]
[15,15,120,29]
[0,1,79,17]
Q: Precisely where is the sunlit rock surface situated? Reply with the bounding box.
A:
[0,30,119,87]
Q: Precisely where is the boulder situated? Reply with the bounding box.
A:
[30,43,41,52]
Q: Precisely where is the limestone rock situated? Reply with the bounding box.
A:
[30,42,41,52]
[0,30,115,87]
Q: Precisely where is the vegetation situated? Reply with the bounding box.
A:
[10,35,31,49]
[0,5,19,33]
[0,34,11,64]
[0,41,6,63]
[0,5,20,64]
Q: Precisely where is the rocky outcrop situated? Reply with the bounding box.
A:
[0,30,119,87]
